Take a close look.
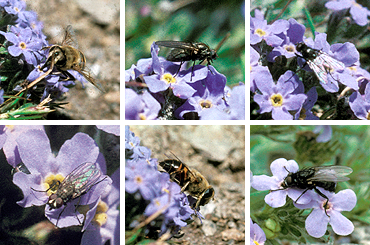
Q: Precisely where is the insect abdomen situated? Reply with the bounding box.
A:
[159,159,189,186]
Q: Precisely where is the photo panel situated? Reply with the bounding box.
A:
[251,1,370,120]
[0,125,120,244]
[125,0,245,120]
[250,125,363,244]
[125,125,245,243]
[0,1,119,120]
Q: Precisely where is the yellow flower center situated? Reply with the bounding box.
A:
[200,99,212,109]
[19,42,27,50]
[44,174,65,195]
[139,113,147,120]
[254,28,266,37]
[135,175,143,184]
[284,44,296,53]
[161,73,176,84]
[5,125,15,131]
[93,201,109,226]
[367,111,370,120]
[270,94,283,107]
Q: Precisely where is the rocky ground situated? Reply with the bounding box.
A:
[24,0,120,120]
[128,125,246,244]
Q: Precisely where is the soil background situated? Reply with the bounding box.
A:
[24,0,120,120]
[128,125,246,244]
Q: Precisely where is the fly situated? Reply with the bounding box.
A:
[155,41,218,81]
[31,162,107,227]
[295,42,345,85]
[279,165,352,214]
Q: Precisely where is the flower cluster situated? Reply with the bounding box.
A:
[325,0,370,26]
[125,126,195,241]
[125,42,245,120]
[252,158,356,238]
[0,0,93,119]
[250,6,370,120]
[0,125,119,244]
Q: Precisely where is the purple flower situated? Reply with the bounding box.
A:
[26,64,76,101]
[250,16,288,46]
[268,18,305,61]
[251,158,314,207]
[175,66,227,119]
[1,125,44,167]
[4,0,28,22]
[349,85,370,120]
[250,218,266,245]
[250,46,269,93]
[0,26,43,66]
[294,188,356,238]
[200,83,245,120]
[125,89,161,120]
[12,130,112,228]
[96,126,120,136]
[81,168,120,245]
[299,33,359,93]
[325,0,369,26]
[294,87,319,120]
[125,126,140,154]
[313,125,332,143]
[144,42,197,98]
[125,159,160,200]
[0,126,7,150]
[0,89,4,105]
[253,70,307,120]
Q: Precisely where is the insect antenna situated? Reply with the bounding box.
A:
[30,180,61,193]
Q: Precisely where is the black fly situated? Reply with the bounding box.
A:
[295,42,345,85]
[280,165,352,214]
[155,41,218,81]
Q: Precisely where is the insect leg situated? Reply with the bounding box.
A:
[173,61,184,77]
[313,187,330,217]
[61,70,76,82]
[294,188,309,203]
[55,204,68,228]
[206,63,215,75]
[190,61,196,82]
[31,180,61,192]
[180,180,190,193]
[73,196,84,225]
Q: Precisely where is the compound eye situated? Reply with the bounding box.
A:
[199,188,214,206]
[204,188,214,198]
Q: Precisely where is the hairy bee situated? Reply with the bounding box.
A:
[41,25,104,92]
[155,41,218,80]
[295,42,345,85]
[281,165,352,206]
[159,158,215,209]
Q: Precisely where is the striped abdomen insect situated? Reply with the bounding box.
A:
[159,159,215,209]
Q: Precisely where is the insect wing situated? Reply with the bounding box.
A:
[72,67,106,92]
[307,166,352,182]
[306,52,345,85]
[62,25,79,48]
[155,41,195,50]
[166,48,190,62]
[58,162,102,199]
